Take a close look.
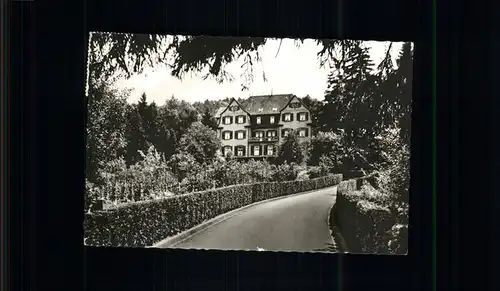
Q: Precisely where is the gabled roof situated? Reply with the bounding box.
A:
[240,94,295,114]
[215,94,309,117]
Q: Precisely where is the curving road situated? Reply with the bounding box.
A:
[157,186,339,252]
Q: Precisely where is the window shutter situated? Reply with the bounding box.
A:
[290,114,294,121]
[230,116,233,124]
[305,128,309,137]
[305,112,309,121]
[282,114,286,122]
[264,145,268,154]
[230,131,233,139]
[281,129,285,137]
[259,145,263,155]
[243,116,246,123]
[243,131,246,139]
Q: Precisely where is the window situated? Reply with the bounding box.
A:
[237,116,245,124]
[290,102,301,108]
[299,113,307,121]
[224,117,232,124]
[267,146,274,156]
[282,129,290,137]
[256,116,261,124]
[254,131,263,138]
[272,108,278,111]
[224,131,232,140]
[299,130,306,137]
[253,146,260,156]
[270,116,275,124]
[237,147,244,156]
[237,131,244,139]
[230,105,239,111]
[284,114,291,121]
[267,130,276,137]
[258,108,263,112]
[224,146,232,156]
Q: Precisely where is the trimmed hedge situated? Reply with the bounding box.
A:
[334,178,399,254]
[84,174,343,247]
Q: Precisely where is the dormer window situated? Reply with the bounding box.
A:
[272,108,278,111]
[270,116,275,124]
[258,108,263,112]
[256,116,261,124]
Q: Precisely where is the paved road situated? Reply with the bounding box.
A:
[158,186,338,252]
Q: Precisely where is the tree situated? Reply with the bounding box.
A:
[87,32,354,92]
[124,104,150,165]
[322,41,377,141]
[85,81,129,183]
[277,131,306,165]
[301,95,324,134]
[154,96,199,161]
[201,107,218,130]
[175,122,222,165]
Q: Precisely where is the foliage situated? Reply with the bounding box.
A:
[84,175,343,247]
[201,107,218,130]
[175,122,222,165]
[373,125,410,204]
[85,81,129,183]
[277,131,306,165]
[90,146,178,207]
[270,162,300,182]
[88,32,356,92]
[307,166,328,179]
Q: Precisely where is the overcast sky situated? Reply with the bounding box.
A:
[113,38,405,105]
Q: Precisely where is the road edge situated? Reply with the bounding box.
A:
[328,203,349,253]
[150,185,339,248]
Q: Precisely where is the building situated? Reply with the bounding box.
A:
[214,94,313,159]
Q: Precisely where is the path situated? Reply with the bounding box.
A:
[156,185,338,252]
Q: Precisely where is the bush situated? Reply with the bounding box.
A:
[84,174,343,247]
[307,166,328,179]
[270,161,300,182]
[387,224,408,254]
[334,178,406,254]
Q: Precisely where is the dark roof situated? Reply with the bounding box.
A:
[240,94,295,114]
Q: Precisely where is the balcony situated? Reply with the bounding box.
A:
[248,136,279,143]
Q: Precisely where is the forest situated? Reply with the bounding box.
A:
[85,34,412,233]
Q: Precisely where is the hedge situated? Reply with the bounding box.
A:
[334,178,399,254]
[84,174,343,247]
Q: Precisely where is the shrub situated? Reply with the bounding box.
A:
[84,174,343,247]
[387,224,408,254]
[307,166,327,179]
[270,161,300,182]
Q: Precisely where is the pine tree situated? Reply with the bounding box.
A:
[394,42,413,142]
[124,104,150,165]
[322,41,376,144]
[201,107,218,130]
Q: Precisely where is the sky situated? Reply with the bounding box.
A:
[113,37,405,105]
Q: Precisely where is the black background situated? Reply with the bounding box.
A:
[9,0,496,290]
